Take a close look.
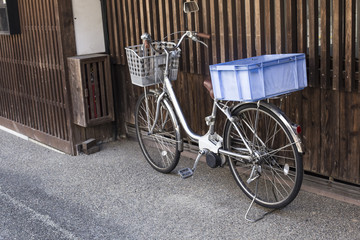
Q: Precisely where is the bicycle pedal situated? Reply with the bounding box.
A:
[178,168,193,179]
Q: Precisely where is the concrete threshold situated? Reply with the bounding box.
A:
[0,125,65,155]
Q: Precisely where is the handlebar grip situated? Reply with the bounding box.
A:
[196,33,211,39]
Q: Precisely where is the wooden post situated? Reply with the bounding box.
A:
[55,0,77,154]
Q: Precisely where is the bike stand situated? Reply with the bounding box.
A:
[244,178,277,222]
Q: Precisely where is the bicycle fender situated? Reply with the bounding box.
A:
[231,101,304,154]
[260,101,304,154]
[162,98,183,152]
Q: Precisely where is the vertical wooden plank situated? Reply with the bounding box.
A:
[320,89,340,180]
[332,0,342,90]
[158,0,166,40]
[121,0,130,55]
[2,35,11,120]
[264,0,275,54]
[38,0,51,134]
[0,38,6,117]
[171,0,179,42]
[33,0,46,132]
[194,0,202,74]
[344,0,355,92]
[53,0,66,139]
[86,63,95,119]
[145,0,153,35]
[254,0,265,56]
[21,0,34,129]
[308,0,319,87]
[0,49,4,118]
[55,0,77,143]
[13,36,22,124]
[92,63,101,117]
[104,56,114,120]
[43,0,55,135]
[42,0,52,133]
[320,0,331,89]
[200,0,211,73]
[106,0,116,62]
[45,0,60,137]
[358,0,360,92]
[297,0,307,54]
[28,0,41,131]
[139,0,146,34]
[245,0,255,57]
[218,0,228,62]
[236,0,246,59]
[132,0,140,44]
[152,0,160,41]
[50,0,63,138]
[17,33,25,125]
[117,0,127,63]
[2,37,13,121]
[187,0,196,73]
[226,0,236,61]
[98,61,107,116]
[302,88,321,174]
[274,0,285,54]
[286,0,297,53]
[164,0,173,40]
[179,0,189,71]
[339,92,360,184]
[210,0,219,64]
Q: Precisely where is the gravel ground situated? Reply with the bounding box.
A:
[0,129,359,240]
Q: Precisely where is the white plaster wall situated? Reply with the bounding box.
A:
[72,0,105,55]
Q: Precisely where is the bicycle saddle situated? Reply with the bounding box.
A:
[203,77,214,99]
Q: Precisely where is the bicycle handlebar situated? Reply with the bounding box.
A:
[196,32,211,39]
[141,31,210,52]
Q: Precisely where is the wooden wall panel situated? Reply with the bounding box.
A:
[308,0,319,87]
[106,0,360,184]
[332,0,343,90]
[320,0,331,89]
[344,0,356,92]
[0,0,76,154]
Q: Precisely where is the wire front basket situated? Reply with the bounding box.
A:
[125,42,180,87]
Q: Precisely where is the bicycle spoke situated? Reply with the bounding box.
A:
[225,103,303,208]
[135,92,180,173]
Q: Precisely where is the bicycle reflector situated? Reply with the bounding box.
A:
[292,124,302,134]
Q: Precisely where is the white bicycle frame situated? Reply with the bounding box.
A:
[144,31,303,173]
[139,1,304,221]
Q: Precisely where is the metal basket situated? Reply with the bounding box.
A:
[125,42,180,87]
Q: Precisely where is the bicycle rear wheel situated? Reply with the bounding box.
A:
[135,92,180,173]
[223,103,303,209]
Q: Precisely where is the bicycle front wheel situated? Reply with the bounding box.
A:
[223,103,303,209]
[135,92,180,173]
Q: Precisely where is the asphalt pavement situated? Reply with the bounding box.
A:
[0,129,359,240]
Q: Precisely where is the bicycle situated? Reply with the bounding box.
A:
[125,1,305,221]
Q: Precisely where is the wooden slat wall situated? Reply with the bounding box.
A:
[107,0,360,184]
[0,0,75,154]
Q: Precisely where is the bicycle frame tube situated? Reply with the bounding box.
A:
[163,76,201,142]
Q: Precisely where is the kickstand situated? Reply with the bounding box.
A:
[244,178,277,222]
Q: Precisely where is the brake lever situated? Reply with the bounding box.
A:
[195,39,208,48]
[186,31,208,48]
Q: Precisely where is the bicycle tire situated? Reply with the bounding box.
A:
[135,92,180,173]
[223,103,303,209]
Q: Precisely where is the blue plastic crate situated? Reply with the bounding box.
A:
[209,53,307,101]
